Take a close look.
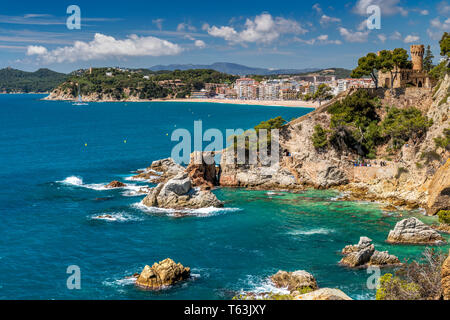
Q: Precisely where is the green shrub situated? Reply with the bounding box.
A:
[376,249,447,300]
[439,93,450,106]
[376,274,421,300]
[395,167,409,179]
[438,210,450,225]
[327,90,381,156]
[381,107,432,150]
[434,128,450,151]
[312,125,328,150]
[421,150,441,164]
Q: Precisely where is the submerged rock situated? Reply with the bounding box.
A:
[294,288,352,300]
[135,258,190,290]
[270,270,318,292]
[142,172,223,210]
[387,218,446,245]
[104,181,127,188]
[340,237,401,268]
[442,250,450,300]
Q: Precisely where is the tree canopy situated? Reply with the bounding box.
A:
[440,32,450,58]
[351,52,381,88]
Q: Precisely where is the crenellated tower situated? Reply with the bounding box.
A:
[410,45,424,72]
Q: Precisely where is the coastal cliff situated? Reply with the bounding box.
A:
[219,75,450,215]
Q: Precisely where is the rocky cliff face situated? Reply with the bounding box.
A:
[278,77,449,213]
[442,251,450,300]
[44,86,149,102]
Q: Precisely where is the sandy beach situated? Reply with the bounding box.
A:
[153,98,320,108]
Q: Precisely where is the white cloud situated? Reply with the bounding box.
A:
[420,10,429,15]
[26,45,48,55]
[427,17,450,40]
[312,3,322,14]
[26,33,183,64]
[206,13,307,45]
[437,1,450,15]
[390,31,402,40]
[177,22,197,32]
[320,15,341,26]
[354,0,408,16]
[295,34,342,45]
[404,35,420,43]
[194,40,206,48]
[378,34,387,43]
[339,27,369,43]
[152,19,164,31]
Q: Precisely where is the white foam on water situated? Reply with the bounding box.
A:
[90,212,143,222]
[132,201,242,217]
[59,176,149,193]
[266,191,286,196]
[288,228,334,236]
[58,176,109,190]
[238,275,290,298]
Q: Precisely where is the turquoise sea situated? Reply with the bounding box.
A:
[0,94,448,300]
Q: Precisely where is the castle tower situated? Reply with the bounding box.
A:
[410,45,424,72]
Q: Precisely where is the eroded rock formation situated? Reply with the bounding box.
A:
[442,250,450,300]
[387,218,446,245]
[186,151,217,189]
[104,181,127,188]
[270,270,318,292]
[142,172,223,210]
[340,237,401,268]
[135,258,190,290]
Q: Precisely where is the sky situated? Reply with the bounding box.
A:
[0,0,449,73]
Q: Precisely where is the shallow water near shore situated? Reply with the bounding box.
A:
[0,94,448,300]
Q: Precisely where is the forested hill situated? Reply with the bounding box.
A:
[0,68,68,93]
[50,68,239,100]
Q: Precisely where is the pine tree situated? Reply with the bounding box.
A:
[423,45,434,72]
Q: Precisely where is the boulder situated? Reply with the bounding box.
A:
[142,173,223,210]
[186,151,217,188]
[442,251,450,300]
[340,247,375,268]
[340,237,401,268]
[369,251,401,266]
[427,160,450,216]
[316,165,348,189]
[104,181,127,188]
[135,258,190,290]
[387,218,446,245]
[132,158,185,182]
[341,236,373,255]
[270,270,318,292]
[159,173,192,196]
[294,288,352,300]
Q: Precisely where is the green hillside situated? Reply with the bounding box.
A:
[0,68,68,93]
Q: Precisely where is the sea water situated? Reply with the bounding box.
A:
[0,94,448,300]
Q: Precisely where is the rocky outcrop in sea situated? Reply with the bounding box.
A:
[234,270,351,301]
[340,237,401,268]
[387,218,446,245]
[142,172,223,210]
[135,258,191,290]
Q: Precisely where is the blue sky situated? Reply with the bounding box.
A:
[0,0,449,73]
